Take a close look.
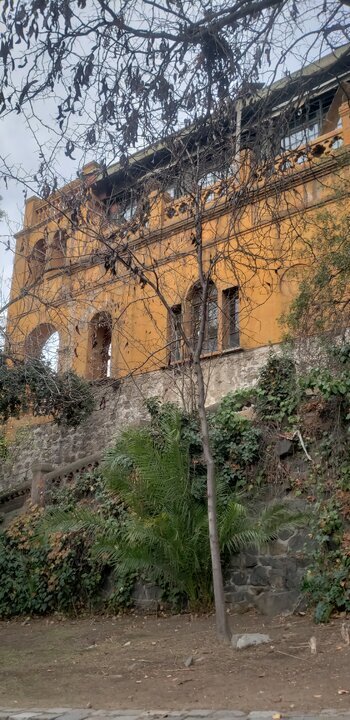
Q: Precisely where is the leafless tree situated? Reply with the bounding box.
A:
[1,0,350,640]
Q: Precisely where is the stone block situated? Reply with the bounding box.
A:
[231,571,247,586]
[254,589,301,615]
[132,580,162,610]
[242,551,259,568]
[288,530,314,553]
[268,568,285,590]
[284,559,300,590]
[258,555,273,567]
[275,438,294,458]
[249,565,270,586]
[225,589,254,613]
[278,526,295,541]
[267,539,288,556]
[236,406,256,421]
[228,554,242,569]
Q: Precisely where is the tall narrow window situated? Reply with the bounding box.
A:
[29,238,46,281]
[169,304,182,363]
[223,287,240,349]
[88,312,112,379]
[190,281,218,354]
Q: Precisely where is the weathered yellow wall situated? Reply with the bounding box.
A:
[6,111,350,390]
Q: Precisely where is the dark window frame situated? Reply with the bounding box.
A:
[168,304,183,363]
[190,281,218,355]
[223,286,240,349]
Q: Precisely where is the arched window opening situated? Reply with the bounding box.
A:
[47,230,67,270]
[24,323,60,371]
[41,331,60,370]
[189,281,218,354]
[89,312,112,380]
[28,238,46,281]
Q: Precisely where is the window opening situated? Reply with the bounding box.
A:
[190,281,218,354]
[41,331,60,370]
[25,323,60,371]
[223,287,239,349]
[89,312,112,379]
[281,95,333,152]
[169,304,182,362]
[29,238,46,281]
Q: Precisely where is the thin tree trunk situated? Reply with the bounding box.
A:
[194,357,231,643]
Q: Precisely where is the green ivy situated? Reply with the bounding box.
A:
[0,507,102,618]
[47,469,123,517]
[105,569,137,611]
[255,351,299,424]
[0,354,95,427]
[0,468,141,619]
[145,393,261,491]
[0,434,7,459]
[209,393,261,489]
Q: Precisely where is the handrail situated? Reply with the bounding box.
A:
[0,482,31,507]
[264,127,344,179]
[0,451,103,512]
[31,451,102,505]
[44,451,102,484]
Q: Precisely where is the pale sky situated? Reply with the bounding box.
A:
[0,106,83,301]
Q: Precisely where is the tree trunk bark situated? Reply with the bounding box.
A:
[194,357,231,643]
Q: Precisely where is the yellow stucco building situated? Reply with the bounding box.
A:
[6,46,350,385]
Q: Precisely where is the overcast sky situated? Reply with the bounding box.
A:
[0,103,83,304]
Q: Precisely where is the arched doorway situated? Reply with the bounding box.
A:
[24,323,60,371]
[88,312,112,379]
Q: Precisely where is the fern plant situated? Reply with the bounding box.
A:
[43,407,306,609]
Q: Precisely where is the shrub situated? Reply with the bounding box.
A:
[0,354,95,427]
[302,496,350,623]
[146,393,261,492]
[209,393,261,489]
[0,433,7,459]
[96,411,304,609]
[0,505,102,618]
[255,351,298,423]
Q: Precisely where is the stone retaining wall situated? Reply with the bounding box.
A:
[225,524,311,615]
[0,344,274,493]
[0,341,313,617]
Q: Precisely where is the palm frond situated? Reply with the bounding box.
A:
[256,501,309,539]
[38,409,308,611]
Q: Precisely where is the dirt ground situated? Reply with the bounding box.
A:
[0,611,350,713]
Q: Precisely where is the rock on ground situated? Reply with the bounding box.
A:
[231,633,271,649]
